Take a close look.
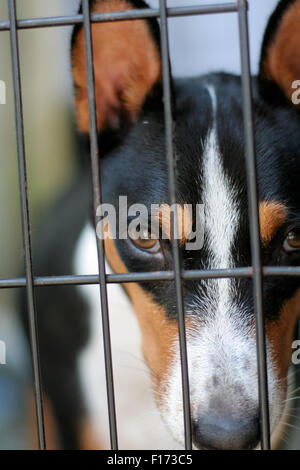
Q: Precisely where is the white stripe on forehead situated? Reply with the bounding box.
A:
[202,86,239,306]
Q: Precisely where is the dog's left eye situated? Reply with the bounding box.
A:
[283,229,300,252]
[128,227,160,252]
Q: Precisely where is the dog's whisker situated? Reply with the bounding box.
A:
[278,426,290,444]
[282,439,290,449]
[279,421,300,432]
[118,365,152,378]
[117,351,151,369]
[283,396,300,403]
[288,385,300,397]
[287,367,298,380]
[279,412,300,420]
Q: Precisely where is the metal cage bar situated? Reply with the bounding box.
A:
[81,0,118,450]
[0,4,238,31]
[1,0,298,451]
[237,0,271,449]
[7,0,46,451]
[159,0,192,450]
[0,265,300,289]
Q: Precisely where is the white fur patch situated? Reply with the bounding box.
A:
[201,86,239,308]
[159,86,284,448]
[74,223,181,449]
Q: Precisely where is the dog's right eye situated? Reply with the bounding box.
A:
[128,227,160,253]
[283,229,300,252]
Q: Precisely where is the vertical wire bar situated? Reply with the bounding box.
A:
[159,0,192,450]
[82,0,118,450]
[7,0,46,450]
[237,0,271,449]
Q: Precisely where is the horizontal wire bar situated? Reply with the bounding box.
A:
[1,266,299,289]
[0,3,237,31]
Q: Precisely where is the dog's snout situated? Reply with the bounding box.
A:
[192,413,260,450]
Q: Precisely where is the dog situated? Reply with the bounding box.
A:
[24,0,300,450]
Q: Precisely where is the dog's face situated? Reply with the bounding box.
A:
[72,0,300,449]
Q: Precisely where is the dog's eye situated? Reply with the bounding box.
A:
[283,229,300,252]
[128,227,159,252]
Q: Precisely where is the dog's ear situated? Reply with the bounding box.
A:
[259,0,300,106]
[72,0,162,133]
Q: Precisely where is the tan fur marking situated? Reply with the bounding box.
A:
[72,0,161,132]
[266,289,300,383]
[78,419,103,449]
[263,0,300,102]
[28,392,103,449]
[154,203,193,247]
[28,392,59,449]
[104,234,178,398]
[259,201,288,245]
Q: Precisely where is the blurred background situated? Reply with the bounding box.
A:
[0,0,299,450]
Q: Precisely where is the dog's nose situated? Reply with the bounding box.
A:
[193,413,260,450]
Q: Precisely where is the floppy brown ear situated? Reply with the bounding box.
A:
[72,0,162,133]
[259,0,300,105]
